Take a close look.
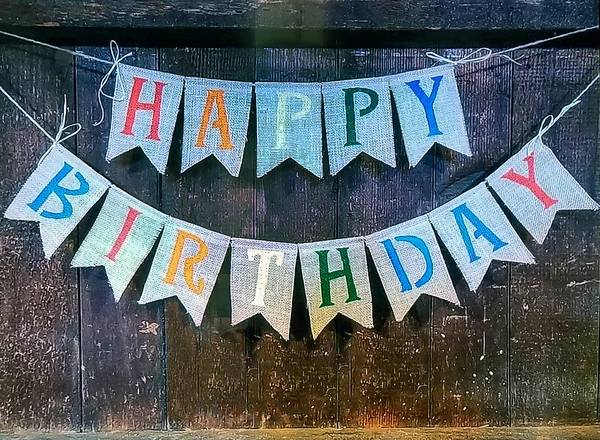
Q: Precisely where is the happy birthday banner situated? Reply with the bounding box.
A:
[103,63,470,177]
[5,132,598,339]
[1,27,599,340]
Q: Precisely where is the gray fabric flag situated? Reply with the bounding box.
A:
[4,144,110,258]
[139,217,230,327]
[428,183,535,291]
[322,77,396,175]
[255,82,323,178]
[390,65,471,167]
[366,215,460,321]
[107,64,184,174]
[71,186,167,301]
[182,78,253,176]
[230,238,297,340]
[298,237,373,339]
[486,137,599,244]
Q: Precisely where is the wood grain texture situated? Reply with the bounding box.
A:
[0,426,600,439]
[75,47,164,430]
[159,48,256,429]
[0,0,597,30]
[430,50,513,426]
[0,44,80,430]
[250,47,339,428]
[509,48,600,425]
[335,48,432,428]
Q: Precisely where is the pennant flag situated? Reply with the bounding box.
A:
[322,77,395,175]
[4,145,109,258]
[182,78,253,176]
[138,217,230,326]
[390,65,471,167]
[71,187,167,301]
[230,238,297,340]
[366,215,460,321]
[298,237,373,339]
[428,183,534,291]
[255,82,323,178]
[486,138,599,244]
[107,64,184,174]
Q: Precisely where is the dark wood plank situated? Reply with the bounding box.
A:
[430,51,513,426]
[159,47,255,428]
[249,47,339,428]
[75,47,164,430]
[0,0,596,30]
[509,48,599,425]
[0,43,81,429]
[335,48,432,428]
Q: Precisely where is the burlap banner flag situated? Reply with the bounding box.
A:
[299,237,373,338]
[486,138,599,244]
[230,238,297,340]
[71,187,167,301]
[182,78,253,176]
[107,64,184,174]
[390,65,472,167]
[139,217,230,326]
[4,145,109,258]
[322,77,395,175]
[256,82,323,178]
[428,183,534,291]
[366,216,460,321]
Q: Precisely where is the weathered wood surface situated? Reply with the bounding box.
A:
[0,44,80,430]
[430,50,513,427]
[0,40,598,431]
[509,49,600,425]
[75,47,164,431]
[336,48,432,428]
[251,47,339,428]
[0,0,597,30]
[159,47,256,429]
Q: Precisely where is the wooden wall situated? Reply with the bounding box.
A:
[0,6,598,430]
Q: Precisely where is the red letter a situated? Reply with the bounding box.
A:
[121,77,167,141]
[501,152,558,209]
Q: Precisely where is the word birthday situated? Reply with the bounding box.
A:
[5,136,598,339]
[105,63,471,177]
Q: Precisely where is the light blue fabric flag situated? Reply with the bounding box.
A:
[4,144,110,258]
[255,82,323,178]
[390,64,471,167]
[322,77,396,175]
[107,64,184,174]
[486,137,599,244]
[182,78,252,176]
[366,215,460,320]
[428,183,534,291]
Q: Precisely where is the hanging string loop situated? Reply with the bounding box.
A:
[93,40,133,126]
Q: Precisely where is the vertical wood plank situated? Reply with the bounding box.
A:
[509,48,599,425]
[75,47,164,430]
[249,47,340,428]
[159,48,255,428]
[0,43,81,430]
[335,48,432,428]
[430,51,512,426]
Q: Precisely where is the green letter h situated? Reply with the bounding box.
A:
[315,247,361,308]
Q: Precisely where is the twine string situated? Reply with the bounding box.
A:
[93,40,133,126]
[426,25,599,66]
[0,85,81,162]
[0,29,113,65]
[535,73,600,145]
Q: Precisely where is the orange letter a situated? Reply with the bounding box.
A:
[164,229,209,294]
[196,89,234,150]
